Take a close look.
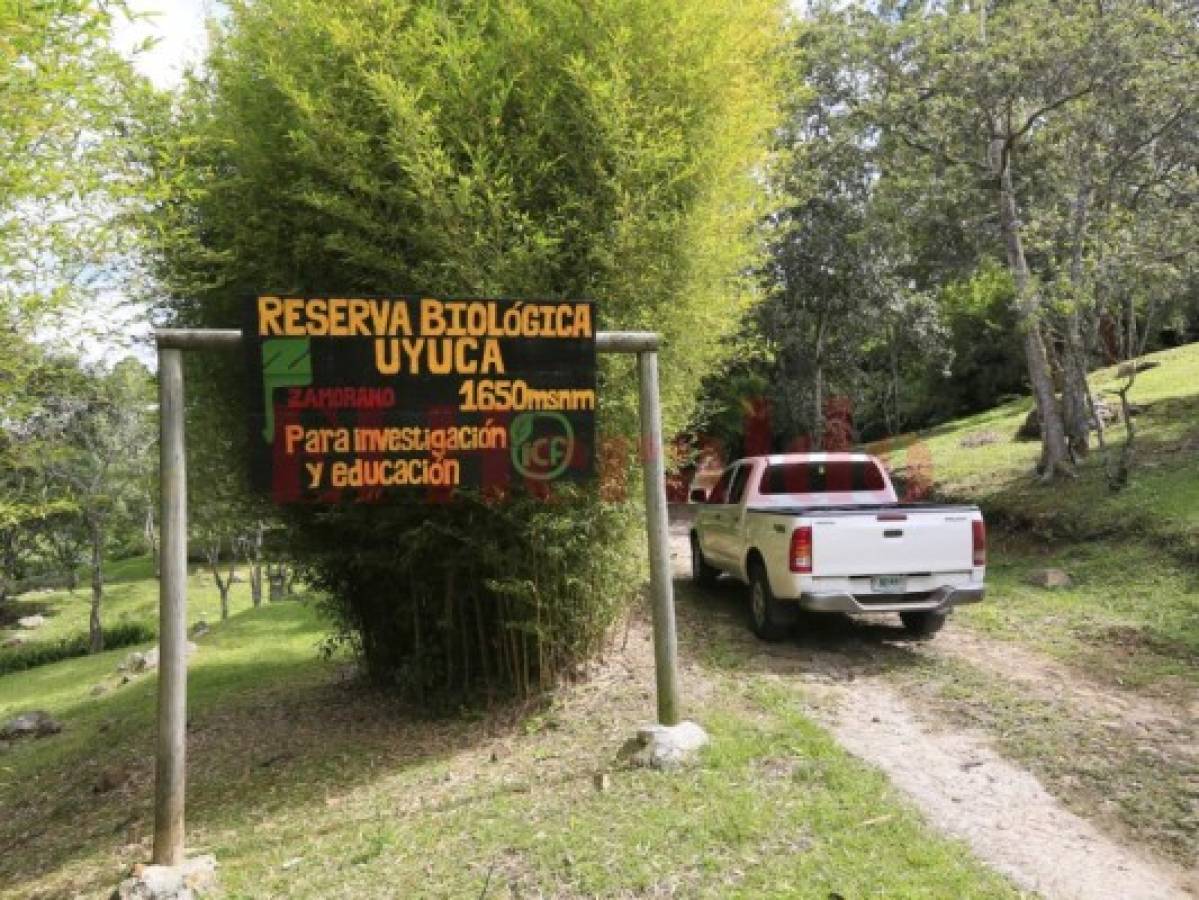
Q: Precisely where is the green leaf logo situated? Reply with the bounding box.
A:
[261,338,313,442]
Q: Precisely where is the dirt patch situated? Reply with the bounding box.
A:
[933,628,1198,759]
[668,521,1195,898]
[826,681,1190,899]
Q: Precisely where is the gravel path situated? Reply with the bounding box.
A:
[667,516,1194,899]
[828,681,1189,900]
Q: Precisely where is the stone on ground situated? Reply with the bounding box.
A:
[119,642,198,674]
[17,614,45,629]
[0,710,62,740]
[115,855,217,899]
[1026,568,1072,589]
[622,721,709,770]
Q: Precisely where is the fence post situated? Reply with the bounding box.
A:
[153,346,188,866]
[638,349,681,726]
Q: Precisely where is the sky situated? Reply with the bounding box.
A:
[111,0,213,90]
[49,2,213,368]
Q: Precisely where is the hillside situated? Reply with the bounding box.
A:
[876,342,1199,552]
[871,342,1199,692]
[0,585,1020,898]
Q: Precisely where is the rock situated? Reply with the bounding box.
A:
[119,651,149,674]
[959,430,1001,449]
[2,636,25,648]
[119,643,197,674]
[1116,359,1159,377]
[0,710,62,740]
[621,721,710,771]
[94,764,134,794]
[115,854,217,899]
[17,615,45,629]
[1027,568,1072,589]
[1015,407,1041,441]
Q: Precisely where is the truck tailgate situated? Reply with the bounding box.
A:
[809,510,974,576]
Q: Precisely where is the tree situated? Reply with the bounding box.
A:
[42,360,154,652]
[800,0,1198,480]
[151,0,786,704]
[1,1,155,335]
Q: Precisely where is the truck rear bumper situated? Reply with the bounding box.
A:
[796,585,985,615]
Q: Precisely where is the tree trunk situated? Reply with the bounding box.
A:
[89,519,104,653]
[1060,174,1094,458]
[995,142,1071,480]
[145,505,160,578]
[268,564,286,602]
[207,540,231,620]
[1060,311,1092,458]
[249,523,263,608]
[812,314,826,451]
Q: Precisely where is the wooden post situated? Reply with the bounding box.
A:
[638,349,681,726]
[144,327,686,860]
[153,347,188,866]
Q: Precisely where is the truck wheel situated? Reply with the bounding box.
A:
[691,534,719,586]
[749,564,791,642]
[900,610,948,638]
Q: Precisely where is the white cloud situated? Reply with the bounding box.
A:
[112,0,213,90]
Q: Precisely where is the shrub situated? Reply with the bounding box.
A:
[0,622,156,677]
[153,0,783,705]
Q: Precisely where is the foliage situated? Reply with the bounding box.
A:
[302,489,642,706]
[699,0,1197,468]
[151,0,785,703]
[0,621,154,677]
[0,0,156,341]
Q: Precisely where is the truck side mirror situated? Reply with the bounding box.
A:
[689,487,708,504]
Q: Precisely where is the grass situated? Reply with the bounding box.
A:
[958,534,1199,692]
[0,585,1018,898]
[870,341,1199,690]
[874,342,1199,551]
[0,556,255,674]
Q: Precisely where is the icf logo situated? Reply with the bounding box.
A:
[510,412,574,480]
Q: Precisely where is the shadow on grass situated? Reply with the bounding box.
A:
[673,574,933,682]
[0,602,500,897]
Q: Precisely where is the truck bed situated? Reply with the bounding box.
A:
[747,502,980,517]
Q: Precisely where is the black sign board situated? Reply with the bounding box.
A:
[243,296,596,503]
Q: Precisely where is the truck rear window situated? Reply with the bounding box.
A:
[760,461,885,495]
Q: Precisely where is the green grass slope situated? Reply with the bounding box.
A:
[873,342,1199,692]
[0,558,255,673]
[0,590,1016,898]
[880,342,1199,550]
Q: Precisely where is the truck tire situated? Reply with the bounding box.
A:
[691,533,720,586]
[900,610,948,637]
[749,563,792,642]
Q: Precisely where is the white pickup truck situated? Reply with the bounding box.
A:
[689,453,985,641]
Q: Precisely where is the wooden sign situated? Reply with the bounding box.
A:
[244,296,596,502]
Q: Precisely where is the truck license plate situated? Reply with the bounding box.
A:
[871,575,905,593]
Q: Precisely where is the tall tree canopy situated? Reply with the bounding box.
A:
[151,0,786,703]
[0,0,154,331]
[712,0,1196,477]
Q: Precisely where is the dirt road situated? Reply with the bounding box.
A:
[667,519,1196,899]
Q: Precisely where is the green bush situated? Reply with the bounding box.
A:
[0,622,156,677]
[153,0,783,705]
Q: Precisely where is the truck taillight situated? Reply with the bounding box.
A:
[790,526,813,574]
[972,520,986,567]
